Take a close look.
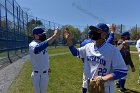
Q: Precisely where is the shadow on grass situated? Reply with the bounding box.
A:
[127,89,140,93]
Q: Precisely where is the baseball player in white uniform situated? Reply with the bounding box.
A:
[29,27,59,93]
[136,39,140,60]
[64,23,128,93]
[80,24,116,93]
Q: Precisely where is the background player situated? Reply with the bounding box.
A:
[117,31,135,92]
[29,27,59,93]
[64,23,128,93]
[136,38,140,60]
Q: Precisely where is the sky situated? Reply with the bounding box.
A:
[16,0,140,31]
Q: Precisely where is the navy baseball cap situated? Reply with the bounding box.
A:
[88,30,94,35]
[32,27,45,35]
[89,23,109,33]
[120,31,130,36]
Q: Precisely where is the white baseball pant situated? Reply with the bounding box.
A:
[31,71,49,93]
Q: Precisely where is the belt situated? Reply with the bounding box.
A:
[34,71,47,73]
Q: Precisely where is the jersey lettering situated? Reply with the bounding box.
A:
[87,56,106,66]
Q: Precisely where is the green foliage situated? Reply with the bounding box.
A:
[81,26,89,40]
[130,26,140,40]
[27,19,43,36]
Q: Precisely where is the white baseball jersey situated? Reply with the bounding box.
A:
[78,42,127,86]
[29,40,49,72]
[136,39,140,53]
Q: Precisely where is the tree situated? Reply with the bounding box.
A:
[130,26,140,40]
[27,19,43,36]
[81,26,89,41]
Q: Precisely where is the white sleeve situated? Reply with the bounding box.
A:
[78,46,86,58]
[136,41,138,49]
[111,48,127,73]
[136,40,140,53]
[29,42,38,54]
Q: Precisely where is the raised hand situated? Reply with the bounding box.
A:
[54,27,60,37]
[110,24,116,32]
[64,27,73,46]
[64,27,71,39]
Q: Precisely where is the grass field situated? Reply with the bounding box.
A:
[7,45,140,93]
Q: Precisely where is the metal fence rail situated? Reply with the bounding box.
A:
[0,0,28,53]
[0,0,67,65]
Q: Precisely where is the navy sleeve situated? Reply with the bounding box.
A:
[34,40,49,54]
[112,70,128,80]
[69,45,79,56]
[106,32,114,44]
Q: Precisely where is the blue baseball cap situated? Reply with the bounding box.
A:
[89,23,109,33]
[32,27,45,35]
[120,31,130,36]
[88,30,94,35]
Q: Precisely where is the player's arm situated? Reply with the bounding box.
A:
[47,28,60,45]
[94,74,114,82]
[136,40,140,54]
[106,32,114,44]
[64,27,79,56]
[106,24,116,44]
[111,48,128,80]
[126,51,135,72]
[34,29,59,54]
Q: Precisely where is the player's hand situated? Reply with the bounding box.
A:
[54,27,60,37]
[122,41,128,46]
[93,76,105,85]
[110,24,116,33]
[64,27,73,46]
[131,67,135,72]
[64,27,72,39]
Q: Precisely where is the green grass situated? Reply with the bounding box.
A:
[48,46,69,54]
[130,45,137,51]
[115,53,140,93]
[7,54,83,93]
[7,46,140,93]
[0,46,69,58]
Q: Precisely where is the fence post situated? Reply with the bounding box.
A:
[5,0,12,63]
[12,0,17,55]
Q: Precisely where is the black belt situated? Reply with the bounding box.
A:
[34,71,47,73]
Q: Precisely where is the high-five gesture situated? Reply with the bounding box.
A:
[54,27,60,37]
[64,27,71,39]
[64,27,73,46]
[110,24,116,32]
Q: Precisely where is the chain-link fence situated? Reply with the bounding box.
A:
[0,0,65,59]
[0,0,29,62]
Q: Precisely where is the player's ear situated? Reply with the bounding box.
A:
[101,32,107,39]
[34,34,39,40]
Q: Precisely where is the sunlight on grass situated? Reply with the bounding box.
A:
[7,45,140,93]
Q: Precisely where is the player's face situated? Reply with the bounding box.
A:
[125,35,130,40]
[91,29,107,40]
[37,33,46,42]
[91,30,102,40]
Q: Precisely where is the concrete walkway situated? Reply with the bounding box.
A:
[0,52,70,93]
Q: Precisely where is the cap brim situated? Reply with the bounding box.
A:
[89,26,101,31]
[43,31,46,34]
